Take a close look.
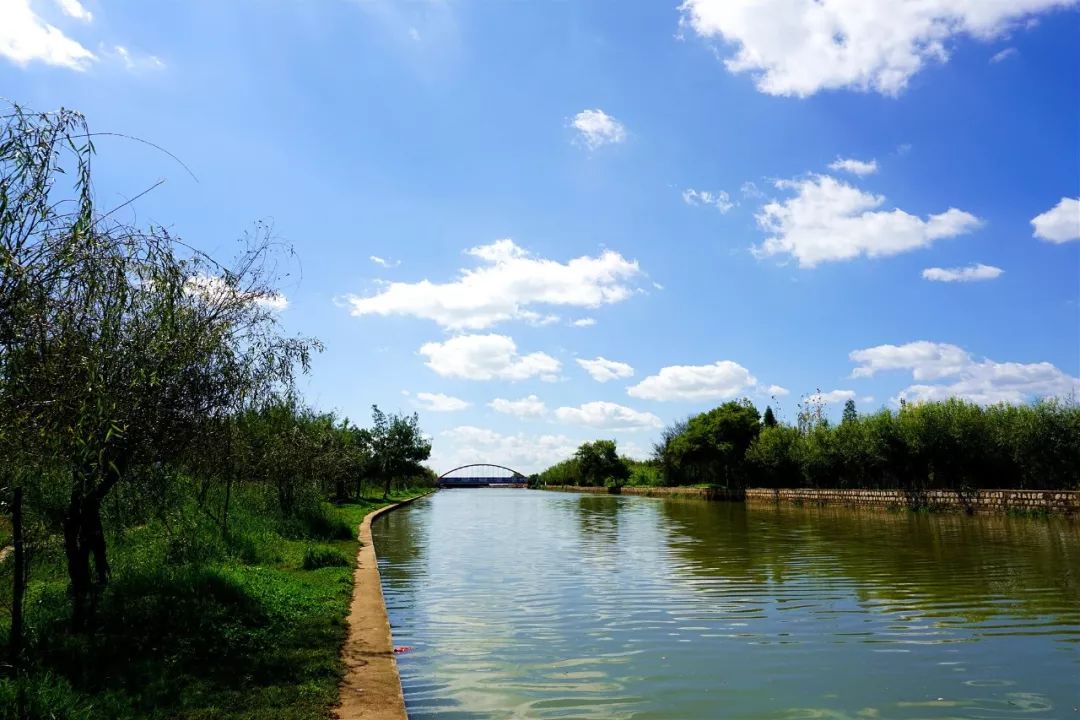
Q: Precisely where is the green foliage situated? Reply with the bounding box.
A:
[301,546,351,570]
[842,399,858,425]
[745,397,1080,491]
[367,406,432,498]
[539,397,1079,494]
[763,406,778,428]
[575,440,629,487]
[0,485,422,719]
[625,461,664,487]
[659,400,761,489]
[0,104,438,717]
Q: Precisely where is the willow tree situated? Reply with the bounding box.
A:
[0,104,316,628]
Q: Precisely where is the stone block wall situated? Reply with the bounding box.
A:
[744,488,1079,515]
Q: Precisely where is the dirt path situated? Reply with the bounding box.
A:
[335,496,429,720]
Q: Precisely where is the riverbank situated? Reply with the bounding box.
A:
[0,487,430,719]
[336,491,434,720]
[538,485,1080,515]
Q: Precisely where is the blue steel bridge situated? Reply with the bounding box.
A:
[437,464,528,488]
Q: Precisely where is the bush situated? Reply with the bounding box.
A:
[301,546,351,570]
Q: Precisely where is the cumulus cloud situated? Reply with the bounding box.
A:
[431,426,579,475]
[413,392,469,412]
[184,274,288,312]
[347,239,642,330]
[628,360,757,402]
[576,356,634,383]
[683,188,735,213]
[419,334,560,382]
[488,395,547,418]
[766,384,790,396]
[1031,197,1080,243]
[753,174,980,267]
[679,0,1076,97]
[572,317,597,327]
[828,157,878,176]
[571,109,627,149]
[806,389,856,404]
[850,341,1079,405]
[555,401,662,431]
[0,0,95,70]
[922,263,1003,282]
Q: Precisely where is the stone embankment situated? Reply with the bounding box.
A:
[744,487,1079,514]
[540,485,1079,515]
[336,492,433,720]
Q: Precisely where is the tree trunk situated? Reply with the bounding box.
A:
[63,490,109,632]
[10,487,25,669]
[223,474,232,538]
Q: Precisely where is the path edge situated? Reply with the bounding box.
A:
[335,491,435,720]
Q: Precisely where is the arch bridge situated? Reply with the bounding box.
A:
[438,463,528,488]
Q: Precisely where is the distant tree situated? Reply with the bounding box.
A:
[368,406,432,499]
[763,406,778,428]
[842,399,858,425]
[574,440,629,487]
[663,400,761,489]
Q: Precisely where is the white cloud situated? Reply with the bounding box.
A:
[413,392,470,412]
[347,239,642,330]
[740,181,765,199]
[112,45,165,71]
[922,263,1003,282]
[753,174,981,267]
[683,188,735,213]
[806,389,856,404]
[628,360,758,402]
[184,274,288,312]
[56,0,92,22]
[555,401,662,431]
[1031,197,1080,243]
[419,334,560,382]
[679,0,1076,97]
[576,356,634,383]
[571,109,627,149]
[572,317,597,327]
[850,341,1080,405]
[432,426,578,475]
[828,157,878,176]
[0,0,95,70]
[850,341,972,381]
[990,47,1018,63]
[489,395,547,418]
[370,255,401,268]
[767,384,790,396]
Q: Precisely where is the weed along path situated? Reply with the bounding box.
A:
[336,493,433,720]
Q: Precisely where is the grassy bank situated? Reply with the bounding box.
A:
[0,486,427,720]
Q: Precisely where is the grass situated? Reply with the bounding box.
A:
[0,486,429,720]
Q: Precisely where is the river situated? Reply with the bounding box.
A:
[372,489,1079,719]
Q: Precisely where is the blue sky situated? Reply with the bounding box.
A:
[3,0,1078,473]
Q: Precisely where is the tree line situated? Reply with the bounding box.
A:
[0,104,432,684]
[532,396,1079,494]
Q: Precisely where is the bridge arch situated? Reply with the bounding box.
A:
[437,463,528,487]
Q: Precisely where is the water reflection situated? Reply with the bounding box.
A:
[373,489,1080,719]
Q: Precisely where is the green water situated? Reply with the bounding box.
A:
[372,489,1080,719]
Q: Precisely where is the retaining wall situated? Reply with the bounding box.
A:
[744,487,1079,514]
[541,485,1079,514]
